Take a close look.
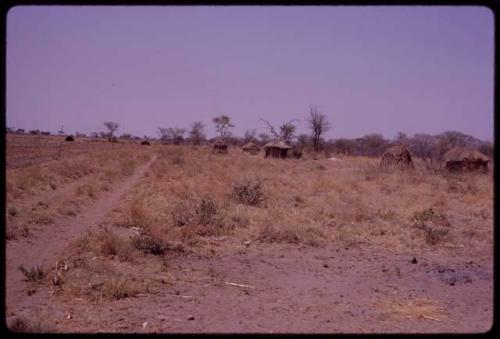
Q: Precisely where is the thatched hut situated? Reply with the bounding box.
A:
[380,145,414,170]
[242,141,260,155]
[212,139,228,154]
[263,140,292,159]
[442,147,490,173]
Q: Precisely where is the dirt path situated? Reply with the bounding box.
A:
[5,155,157,321]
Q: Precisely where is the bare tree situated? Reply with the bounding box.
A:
[260,118,300,143]
[157,127,186,145]
[258,133,271,144]
[104,121,119,141]
[190,121,206,145]
[306,106,331,152]
[212,115,234,138]
[157,128,169,144]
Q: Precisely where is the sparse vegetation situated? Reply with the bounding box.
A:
[232,178,265,206]
[18,265,46,282]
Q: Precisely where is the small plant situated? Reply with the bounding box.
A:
[18,265,46,282]
[9,316,56,333]
[132,233,166,255]
[412,207,449,226]
[103,277,139,300]
[423,226,450,245]
[232,178,264,206]
[196,197,218,225]
[171,202,193,227]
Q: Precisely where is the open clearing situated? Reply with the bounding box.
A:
[4,134,493,333]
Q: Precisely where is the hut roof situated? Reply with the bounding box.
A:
[242,142,259,150]
[263,140,292,150]
[443,147,490,162]
[382,144,411,156]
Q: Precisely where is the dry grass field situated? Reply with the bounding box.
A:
[4,134,493,333]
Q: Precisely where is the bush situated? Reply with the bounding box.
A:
[18,265,46,282]
[196,197,218,225]
[132,233,166,255]
[232,178,264,206]
[171,202,193,227]
[412,207,449,226]
[9,316,56,333]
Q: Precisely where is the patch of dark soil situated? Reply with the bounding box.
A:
[425,262,491,286]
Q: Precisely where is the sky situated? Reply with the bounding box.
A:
[6,6,494,141]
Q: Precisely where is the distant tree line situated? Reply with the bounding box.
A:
[8,109,492,162]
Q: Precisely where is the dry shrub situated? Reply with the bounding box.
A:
[18,265,46,282]
[132,233,166,255]
[6,223,30,240]
[232,178,265,206]
[258,224,324,246]
[412,207,451,245]
[412,207,449,226]
[75,228,135,262]
[422,226,450,245]
[132,233,185,256]
[171,201,193,227]
[9,316,56,333]
[76,182,99,199]
[97,228,134,260]
[29,209,54,225]
[103,277,141,300]
[195,196,219,226]
[129,199,150,227]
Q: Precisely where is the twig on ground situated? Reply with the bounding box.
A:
[224,281,255,289]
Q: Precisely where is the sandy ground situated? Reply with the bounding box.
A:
[4,153,493,334]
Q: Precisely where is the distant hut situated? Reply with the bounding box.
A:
[65,135,75,142]
[242,141,260,155]
[213,138,228,154]
[380,145,414,170]
[263,140,292,159]
[442,147,490,173]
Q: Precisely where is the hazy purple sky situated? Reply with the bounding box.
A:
[7,6,494,140]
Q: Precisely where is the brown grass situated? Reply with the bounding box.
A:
[376,297,449,321]
[96,146,493,256]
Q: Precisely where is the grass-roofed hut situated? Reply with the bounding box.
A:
[242,141,260,155]
[213,138,228,154]
[263,140,292,159]
[379,145,414,170]
[443,147,490,173]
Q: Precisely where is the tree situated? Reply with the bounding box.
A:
[157,127,186,145]
[157,128,169,144]
[190,121,206,145]
[279,122,296,144]
[395,132,409,145]
[243,129,257,143]
[260,118,299,143]
[104,121,119,141]
[258,133,271,145]
[212,115,234,138]
[306,106,331,152]
[360,133,388,157]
